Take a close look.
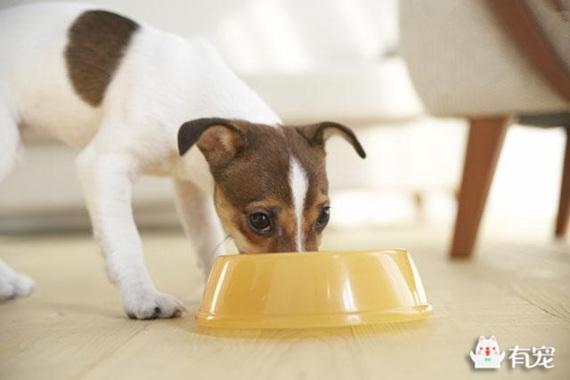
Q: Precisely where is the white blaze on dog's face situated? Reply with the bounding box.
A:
[178,118,366,253]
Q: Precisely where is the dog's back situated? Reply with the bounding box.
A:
[0,4,103,145]
[0,3,279,152]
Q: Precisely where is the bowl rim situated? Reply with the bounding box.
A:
[219,248,410,259]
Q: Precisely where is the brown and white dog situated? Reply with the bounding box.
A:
[0,3,365,319]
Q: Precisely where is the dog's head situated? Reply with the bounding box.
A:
[178,118,365,253]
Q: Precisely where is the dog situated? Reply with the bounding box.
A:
[0,3,366,319]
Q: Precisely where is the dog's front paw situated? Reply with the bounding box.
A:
[0,271,35,301]
[122,290,186,320]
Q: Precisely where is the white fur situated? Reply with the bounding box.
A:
[289,157,308,251]
[0,3,281,318]
[0,258,35,300]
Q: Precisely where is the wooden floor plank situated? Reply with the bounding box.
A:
[1,228,569,379]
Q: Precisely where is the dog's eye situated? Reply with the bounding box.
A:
[248,212,272,234]
[315,206,330,230]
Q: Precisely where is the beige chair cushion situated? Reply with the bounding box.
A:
[399,0,570,117]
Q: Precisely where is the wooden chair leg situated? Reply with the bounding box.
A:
[555,127,570,238]
[450,117,509,258]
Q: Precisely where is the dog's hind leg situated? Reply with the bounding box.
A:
[0,258,35,301]
[0,104,35,301]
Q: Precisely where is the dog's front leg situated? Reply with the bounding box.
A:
[77,147,184,319]
[173,180,225,279]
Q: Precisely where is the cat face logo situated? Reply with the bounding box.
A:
[470,336,505,369]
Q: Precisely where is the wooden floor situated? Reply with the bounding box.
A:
[0,226,568,380]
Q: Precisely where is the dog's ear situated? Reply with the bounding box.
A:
[178,117,245,164]
[296,121,366,158]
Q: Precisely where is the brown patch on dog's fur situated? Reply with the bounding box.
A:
[178,118,365,253]
[207,121,296,253]
[208,121,292,210]
[65,10,139,106]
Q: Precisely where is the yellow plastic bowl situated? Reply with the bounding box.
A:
[195,249,432,329]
